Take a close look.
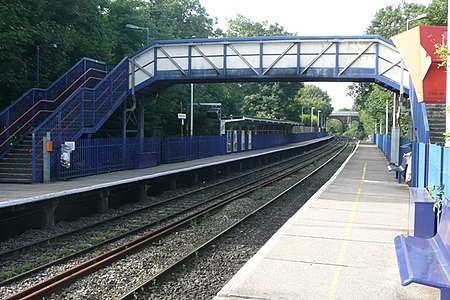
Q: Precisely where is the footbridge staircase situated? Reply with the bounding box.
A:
[0,35,412,183]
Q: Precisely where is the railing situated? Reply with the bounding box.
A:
[257,132,326,152]
[58,137,161,179]
[31,58,129,182]
[162,136,227,164]
[55,133,326,180]
[0,58,108,158]
[410,84,430,143]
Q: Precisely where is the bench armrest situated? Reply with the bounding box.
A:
[388,165,404,172]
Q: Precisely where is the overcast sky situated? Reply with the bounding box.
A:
[199,0,432,110]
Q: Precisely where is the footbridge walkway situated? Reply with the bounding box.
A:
[0,35,409,183]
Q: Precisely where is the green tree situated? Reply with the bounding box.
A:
[226,14,290,37]
[366,2,427,37]
[426,0,447,26]
[0,0,114,108]
[291,85,333,126]
[347,1,428,139]
[242,83,285,119]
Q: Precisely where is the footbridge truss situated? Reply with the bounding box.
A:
[129,35,409,95]
[0,35,411,183]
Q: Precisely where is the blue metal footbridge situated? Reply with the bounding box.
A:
[0,35,418,183]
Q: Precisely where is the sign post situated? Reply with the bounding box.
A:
[178,113,186,137]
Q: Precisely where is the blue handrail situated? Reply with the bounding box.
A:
[0,58,108,158]
[30,57,129,182]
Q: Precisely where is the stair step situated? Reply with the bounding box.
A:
[0,162,31,168]
[0,173,32,179]
[0,178,33,184]
[9,149,31,155]
[0,158,33,163]
[0,166,31,171]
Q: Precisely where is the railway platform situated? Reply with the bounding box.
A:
[0,136,331,209]
[213,141,439,300]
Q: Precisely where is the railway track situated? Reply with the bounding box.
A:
[1,138,348,299]
[0,138,339,286]
[120,140,350,299]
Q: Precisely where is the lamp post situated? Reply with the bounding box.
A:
[406,13,427,31]
[310,107,315,132]
[125,24,149,46]
[190,83,194,136]
[301,106,304,124]
[318,110,321,131]
[36,43,57,87]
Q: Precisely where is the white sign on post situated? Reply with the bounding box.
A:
[178,113,186,119]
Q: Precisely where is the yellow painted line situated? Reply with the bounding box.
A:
[328,163,367,300]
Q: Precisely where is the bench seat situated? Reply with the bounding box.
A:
[387,152,411,183]
[395,235,450,289]
[394,197,450,298]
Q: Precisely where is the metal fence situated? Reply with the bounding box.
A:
[162,135,227,164]
[55,132,325,181]
[59,137,160,180]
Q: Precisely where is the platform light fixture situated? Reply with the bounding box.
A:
[36,43,57,87]
[406,13,427,30]
[125,24,149,46]
[310,107,315,132]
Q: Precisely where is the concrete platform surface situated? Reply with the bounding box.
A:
[213,142,439,300]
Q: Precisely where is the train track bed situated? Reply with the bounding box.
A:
[0,139,350,299]
[121,141,353,300]
[0,139,338,286]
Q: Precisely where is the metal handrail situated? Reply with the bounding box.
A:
[0,72,106,150]
[0,58,104,122]
[0,59,108,158]
[30,57,129,182]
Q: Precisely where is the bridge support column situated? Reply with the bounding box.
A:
[138,98,145,153]
[138,183,149,201]
[224,165,231,176]
[170,176,178,190]
[42,200,59,226]
[192,172,199,185]
[43,132,51,183]
[99,189,110,213]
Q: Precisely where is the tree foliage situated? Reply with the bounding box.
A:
[0,0,355,137]
[226,14,290,37]
[0,0,215,109]
[348,0,439,139]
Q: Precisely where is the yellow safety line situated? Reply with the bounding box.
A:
[328,163,367,300]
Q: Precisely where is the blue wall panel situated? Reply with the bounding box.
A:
[443,147,450,198]
[417,143,427,188]
[427,144,443,190]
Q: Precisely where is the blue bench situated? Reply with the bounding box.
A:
[387,152,411,183]
[394,197,450,299]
